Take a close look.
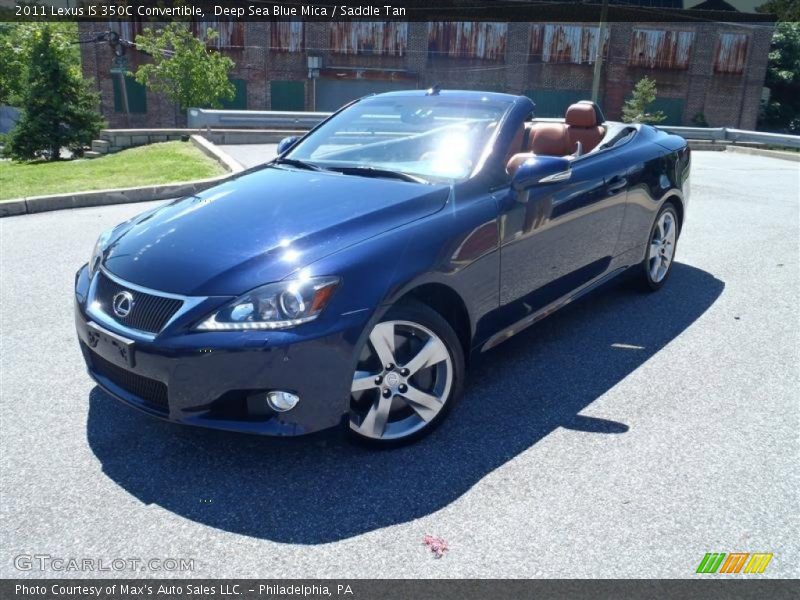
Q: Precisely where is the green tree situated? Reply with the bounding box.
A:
[6,25,104,161]
[132,24,235,112]
[0,22,24,106]
[622,76,666,125]
[0,21,79,106]
[757,0,800,21]
[758,22,800,133]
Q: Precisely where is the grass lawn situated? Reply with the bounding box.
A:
[0,141,226,201]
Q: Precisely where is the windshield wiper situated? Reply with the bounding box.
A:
[327,165,428,184]
[273,157,325,172]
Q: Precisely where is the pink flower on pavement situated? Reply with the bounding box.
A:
[422,534,449,558]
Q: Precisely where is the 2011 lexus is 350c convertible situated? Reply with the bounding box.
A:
[75,90,690,446]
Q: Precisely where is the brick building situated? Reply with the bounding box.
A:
[79,17,774,129]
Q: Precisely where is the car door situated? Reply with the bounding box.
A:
[496,151,629,327]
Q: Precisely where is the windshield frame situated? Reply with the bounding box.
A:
[281,93,517,184]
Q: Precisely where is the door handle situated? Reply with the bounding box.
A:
[606,177,627,194]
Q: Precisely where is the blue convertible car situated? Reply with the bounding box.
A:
[75,90,690,446]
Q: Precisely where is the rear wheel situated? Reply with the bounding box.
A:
[348,301,464,447]
[636,202,680,291]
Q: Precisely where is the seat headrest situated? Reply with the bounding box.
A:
[565,103,598,128]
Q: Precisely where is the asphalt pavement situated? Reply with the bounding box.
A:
[220,143,278,168]
[0,151,797,578]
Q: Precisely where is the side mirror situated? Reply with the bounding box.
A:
[277,136,300,155]
[512,156,571,191]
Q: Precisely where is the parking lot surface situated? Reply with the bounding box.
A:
[219,143,277,168]
[0,151,797,578]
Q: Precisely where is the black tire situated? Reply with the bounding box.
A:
[347,299,465,448]
[635,201,680,292]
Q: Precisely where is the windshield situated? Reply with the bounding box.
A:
[285,95,512,182]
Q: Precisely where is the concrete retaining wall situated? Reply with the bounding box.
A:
[100,128,304,153]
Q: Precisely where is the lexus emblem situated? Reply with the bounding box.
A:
[112,291,134,318]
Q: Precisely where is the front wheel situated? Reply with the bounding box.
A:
[636,202,680,291]
[348,301,465,447]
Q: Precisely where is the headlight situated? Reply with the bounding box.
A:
[195,276,340,331]
[88,229,112,278]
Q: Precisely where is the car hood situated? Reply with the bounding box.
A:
[103,166,451,296]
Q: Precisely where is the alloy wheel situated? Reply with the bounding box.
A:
[648,210,677,283]
[350,320,453,441]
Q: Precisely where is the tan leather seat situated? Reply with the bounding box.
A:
[529,122,570,156]
[506,122,569,176]
[564,103,605,156]
[505,102,606,176]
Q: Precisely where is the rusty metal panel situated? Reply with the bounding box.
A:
[715,33,748,74]
[427,22,507,61]
[630,29,694,69]
[530,24,544,59]
[530,24,608,64]
[330,22,408,56]
[270,22,304,52]
[194,19,245,48]
[109,19,143,43]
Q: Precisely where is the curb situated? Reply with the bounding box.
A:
[724,145,800,162]
[0,137,244,219]
[189,134,245,173]
[0,174,236,218]
[688,141,728,152]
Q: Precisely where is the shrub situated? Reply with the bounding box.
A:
[622,76,666,125]
[6,25,104,161]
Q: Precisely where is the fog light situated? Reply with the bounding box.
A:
[266,391,300,412]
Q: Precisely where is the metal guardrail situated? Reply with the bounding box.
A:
[187,108,800,149]
[187,108,330,130]
[656,126,800,149]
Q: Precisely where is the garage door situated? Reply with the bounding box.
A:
[316,79,414,112]
[222,79,248,110]
[271,81,305,111]
[649,98,685,126]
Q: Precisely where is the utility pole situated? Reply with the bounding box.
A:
[591,0,609,104]
[107,31,130,114]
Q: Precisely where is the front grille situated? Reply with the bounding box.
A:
[89,348,169,412]
[94,271,183,334]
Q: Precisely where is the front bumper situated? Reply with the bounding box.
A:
[74,265,370,436]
